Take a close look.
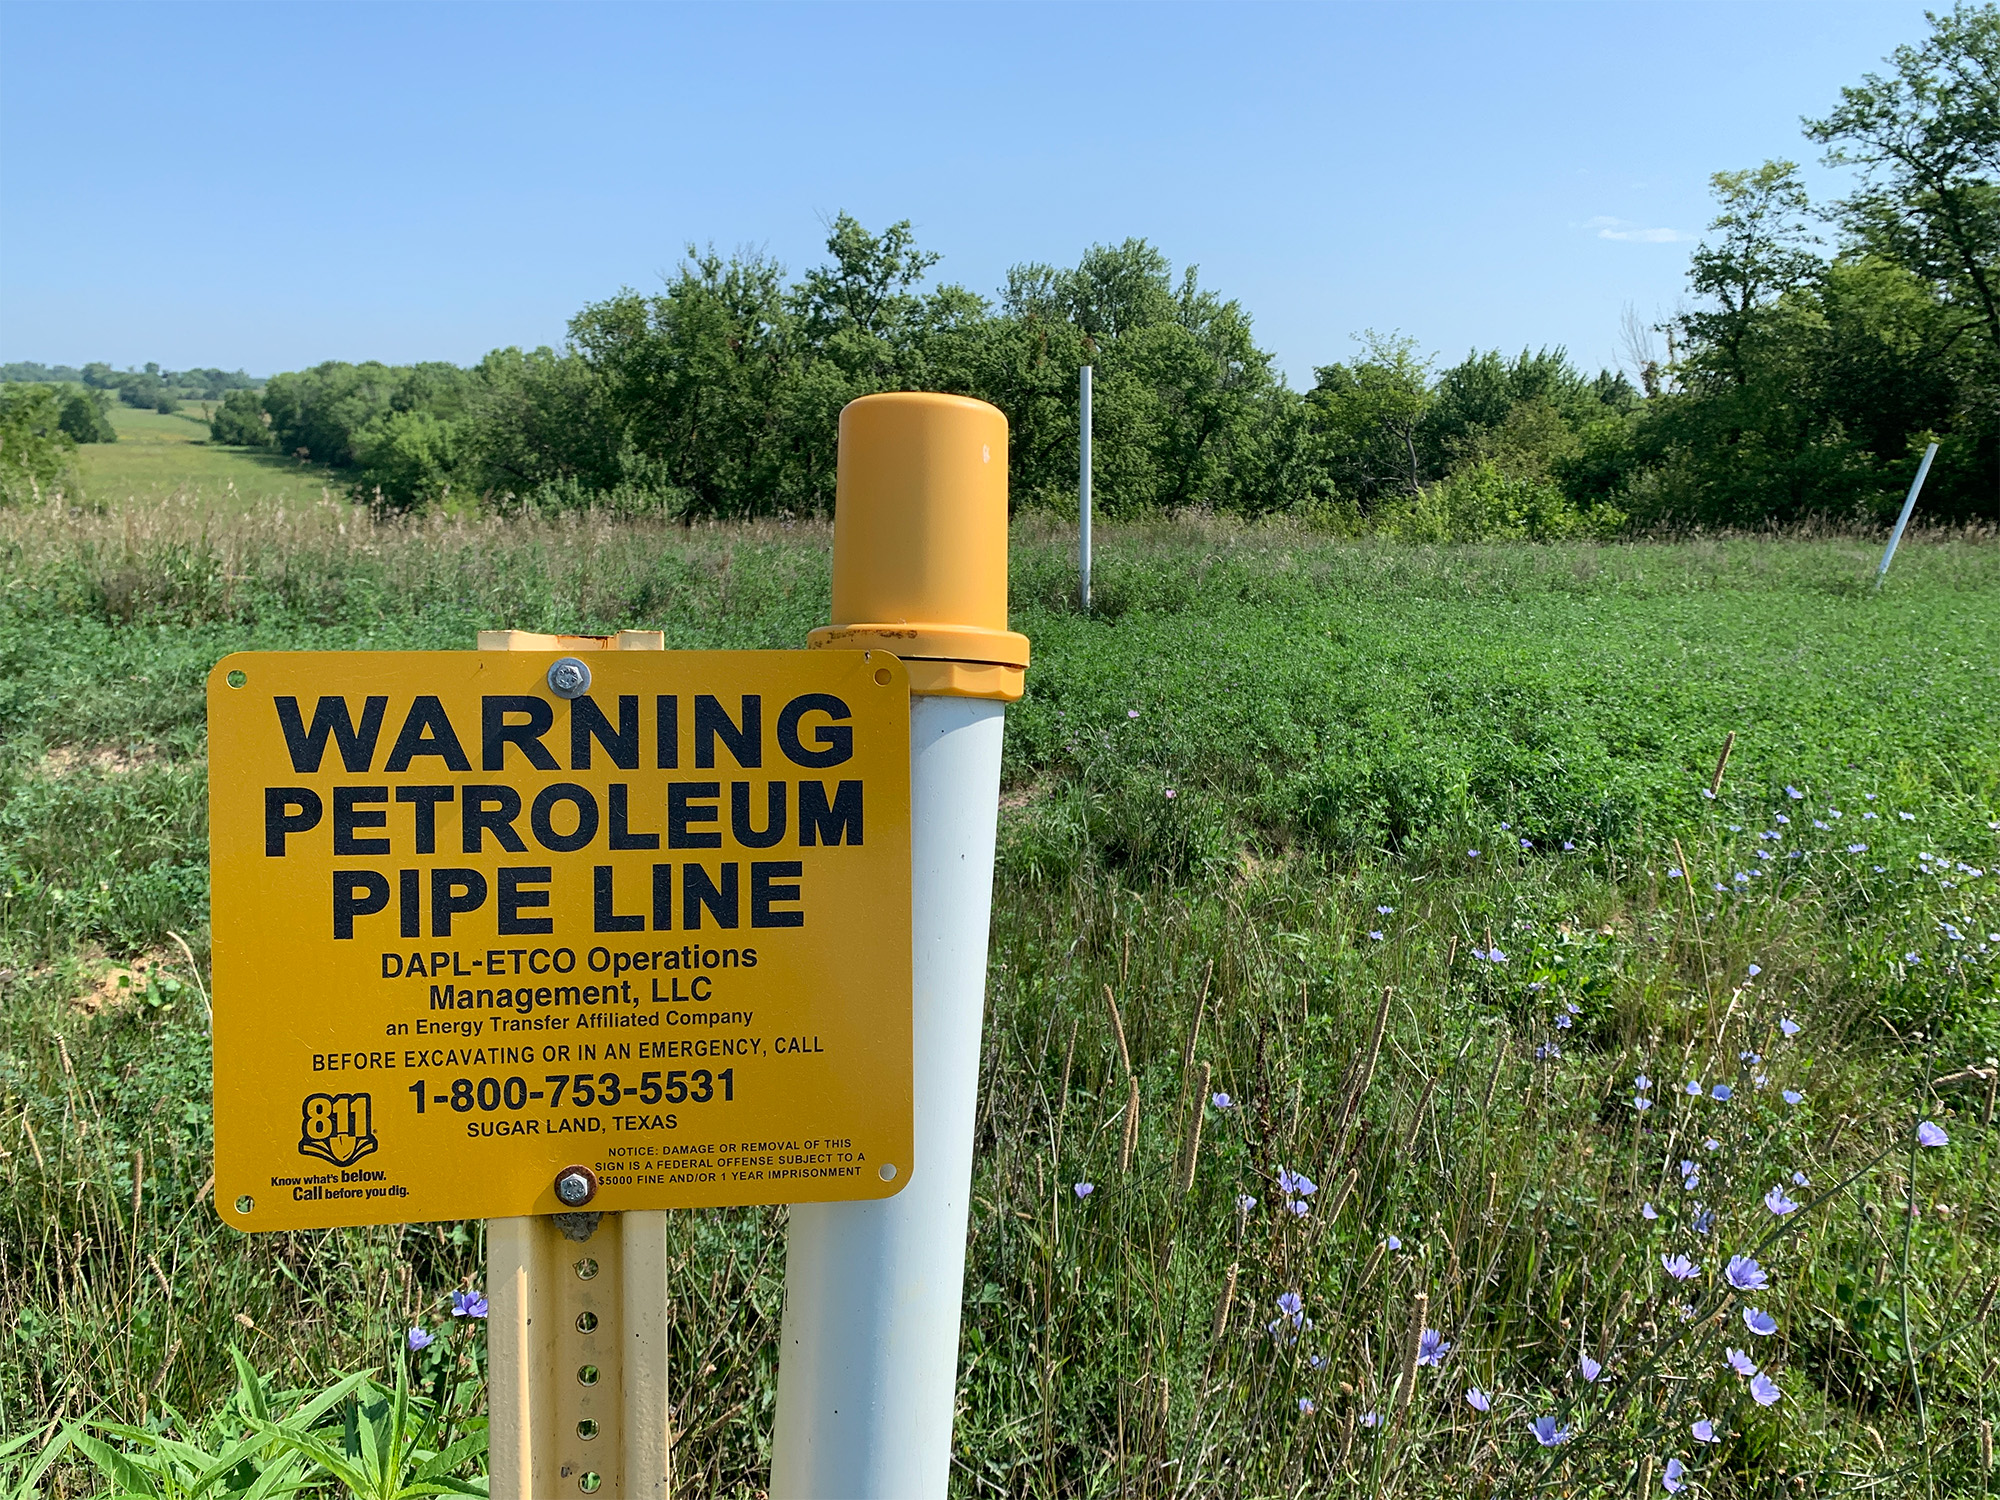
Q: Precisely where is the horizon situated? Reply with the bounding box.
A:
[0,1,1935,385]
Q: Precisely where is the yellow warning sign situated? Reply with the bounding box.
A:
[208,649,912,1230]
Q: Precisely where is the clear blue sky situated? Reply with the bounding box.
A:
[0,1,1934,385]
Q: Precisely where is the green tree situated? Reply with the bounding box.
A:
[0,384,78,502]
[56,386,117,443]
[209,387,273,446]
[1806,2,2000,366]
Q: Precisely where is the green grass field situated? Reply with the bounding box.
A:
[70,404,347,511]
[0,492,1995,1496]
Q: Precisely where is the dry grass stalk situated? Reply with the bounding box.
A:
[1481,1038,1508,1115]
[1359,1241,1387,1288]
[1326,1167,1359,1224]
[1986,1070,1997,1126]
[1396,1292,1427,1411]
[1399,1077,1436,1157]
[1974,1275,1998,1326]
[1335,986,1393,1157]
[1183,961,1212,1076]
[1638,1455,1655,1496]
[1710,729,1736,795]
[1598,1290,1631,1360]
[1211,1263,1238,1343]
[1338,1408,1355,1468]
[1104,984,1133,1079]
[1483,1170,1499,1222]
[1179,1062,1211,1194]
[1979,1419,1993,1471]
[1120,1074,1141,1174]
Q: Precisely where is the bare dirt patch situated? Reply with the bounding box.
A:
[70,950,175,1016]
[40,743,161,776]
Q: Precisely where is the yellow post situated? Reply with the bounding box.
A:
[482,628,672,1500]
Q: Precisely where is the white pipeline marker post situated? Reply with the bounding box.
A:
[1877,441,1939,590]
[1079,364,1093,613]
[774,392,1029,1499]
[771,695,1005,1496]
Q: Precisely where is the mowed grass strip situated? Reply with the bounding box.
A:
[71,403,347,511]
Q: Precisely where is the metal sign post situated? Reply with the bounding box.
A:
[1876,440,1939,589]
[484,630,670,1500]
[1079,365,1093,612]
[774,393,1029,1497]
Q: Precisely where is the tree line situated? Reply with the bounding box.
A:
[8,7,1996,527]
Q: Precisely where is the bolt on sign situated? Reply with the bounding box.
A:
[208,649,913,1231]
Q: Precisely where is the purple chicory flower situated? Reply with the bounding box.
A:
[1742,1307,1778,1337]
[1563,840,1575,850]
[1747,963,1762,977]
[1288,1199,1310,1217]
[1693,1209,1716,1235]
[1468,849,1480,859]
[1417,1329,1451,1366]
[451,1290,488,1319]
[1298,1396,1315,1414]
[1635,1073,1651,1091]
[1360,1411,1381,1428]
[1750,1373,1782,1406]
[1764,1187,1799,1216]
[1704,1138,1721,1153]
[1726,1347,1758,1377]
[1779,1017,1801,1037]
[1210,1092,1232,1108]
[1792,1170,1810,1187]
[1277,1292,1304,1320]
[1634,1096,1653,1111]
[1465,1387,1491,1411]
[1667,866,1684,878]
[1579,1354,1603,1382]
[1663,1457,1688,1493]
[1530,1415,1572,1447]
[407,1326,435,1351]
[1641,1202,1658,1220]
[1236,1193,1257,1212]
[1661,1253,1699,1281]
[1917,1120,1949,1148]
[1711,1084,1732,1101]
[1074,1182,1094,1199]
[1782,1090,1804,1105]
[1127,709,1139,718]
[1686,1081,1702,1096]
[1368,930,1384,941]
[1692,1418,1718,1443]
[1377,905,1395,914]
[1726,1255,1768,1292]
[1786,786,1803,800]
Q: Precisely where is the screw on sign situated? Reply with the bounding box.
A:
[548,657,592,699]
[556,1164,598,1207]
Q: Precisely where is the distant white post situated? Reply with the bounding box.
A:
[1079,365,1093,613]
[1876,441,1939,590]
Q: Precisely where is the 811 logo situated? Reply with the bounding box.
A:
[299,1092,378,1168]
